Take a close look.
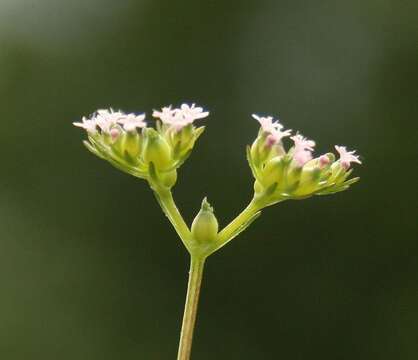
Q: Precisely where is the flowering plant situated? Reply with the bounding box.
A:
[74,104,361,360]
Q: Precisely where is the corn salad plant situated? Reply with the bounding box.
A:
[74,104,361,360]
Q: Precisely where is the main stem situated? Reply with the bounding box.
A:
[177,256,206,360]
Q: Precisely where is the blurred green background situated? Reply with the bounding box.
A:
[0,0,417,359]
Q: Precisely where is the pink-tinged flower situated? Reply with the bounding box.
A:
[73,117,97,133]
[117,113,146,131]
[252,114,276,133]
[318,155,331,168]
[291,134,315,152]
[110,128,120,141]
[335,145,362,169]
[269,127,292,144]
[294,150,313,167]
[291,134,316,166]
[252,114,292,144]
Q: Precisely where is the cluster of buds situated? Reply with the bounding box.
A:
[248,114,361,206]
[73,104,208,189]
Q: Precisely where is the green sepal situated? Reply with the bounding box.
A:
[172,140,183,158]
[148,161,159,183]
[172,149,193,169]
[194,126,205,140]
[246,145,259,180]
[342,176,360,186]
[83,140,105,159]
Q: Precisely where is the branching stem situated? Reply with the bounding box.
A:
[152,186,265,360]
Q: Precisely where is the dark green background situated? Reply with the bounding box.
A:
[0,0,417,359]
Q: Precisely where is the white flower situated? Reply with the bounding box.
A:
[335,145,362,169]
[252,114,277,133]
[117,113,146,131]
[291,134,315,152]
[152,106,178,124]
[252,114,291,144]
[74,109,146,134]
[177,103,209,123]
[94,109,124,133]
[318,154,331,168]
[291,134,316,167]
[153,103,209,130]
[73,117,97,133]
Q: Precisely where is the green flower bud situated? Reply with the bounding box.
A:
[191,198,219,244]
[142,128,172,170]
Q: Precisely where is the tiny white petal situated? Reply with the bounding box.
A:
[154,103,209,130]
[73,117,97,133]
[117,113,146,131]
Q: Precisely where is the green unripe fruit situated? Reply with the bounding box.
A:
[142,128,172,170]
[123,131,142,158]
[260,156,286,188]
[293,168,321,196]
[191,198,219,244]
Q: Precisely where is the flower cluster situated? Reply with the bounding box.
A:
[248,114,361,206]
[74,106,361,203]
[73,104,208,189]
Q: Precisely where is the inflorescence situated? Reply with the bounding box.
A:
[74,104,361,206]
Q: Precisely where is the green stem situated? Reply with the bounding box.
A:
[177,256,206,360]
[153,188,192,251]
[215,198,261,251]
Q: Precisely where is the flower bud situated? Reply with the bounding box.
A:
[142,128,172,170]
[191,198,219,244]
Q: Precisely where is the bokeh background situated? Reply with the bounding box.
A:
[0,0,417,359]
